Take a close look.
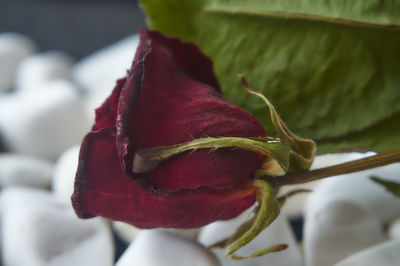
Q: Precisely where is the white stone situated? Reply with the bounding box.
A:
[116,229,220,266]
[113,221,199,245]
[0,153,53,188]
[0,80,91,159]
[0,187,114,266]
[335,239,400,266]
[303,152,400,266]
[15,51,74,93]
[0,32,36,93]
[198,210,303,266]
[388,218,400,239]
[52,145,80,203]
[73,34,138,96]
[304,198,384,266]
[73,35,139,123]
[305,153,400,223]
[112,221,142,244]
[279,152,373,218]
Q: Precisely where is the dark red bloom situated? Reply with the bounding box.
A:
[72,30,266,229]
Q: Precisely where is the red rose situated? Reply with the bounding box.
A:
[72,30,266,229]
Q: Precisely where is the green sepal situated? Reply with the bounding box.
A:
[370,176,400,198]
[218,179,286,260]
[133,136,291,174]
[239,75,316,173]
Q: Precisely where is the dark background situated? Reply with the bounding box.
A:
[0,0,146,59]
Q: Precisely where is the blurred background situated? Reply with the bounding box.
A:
[0,1,147,264]
[0,0,146,58]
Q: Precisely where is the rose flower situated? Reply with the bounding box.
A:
[72,30,267,229]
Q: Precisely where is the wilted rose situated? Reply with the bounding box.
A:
[72,30,267,229]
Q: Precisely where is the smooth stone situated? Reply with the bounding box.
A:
[0,32,36,93]
[279,152,374,218]
[335,239,400,266]
[198,209,303,266]
[15,51,74,93]
[304,198,385,266]
[112,221,142,244]
[113,221,199,244]
[304,153,400,223]
[303,152,400,266]
[52,145,80,203]
[0,80,90,159]
[388,218,400,239]
[73,34,139,96]
[73,34,139,123]
[1,187,114,266]
[116,229,220,266]
[0,153,53,188]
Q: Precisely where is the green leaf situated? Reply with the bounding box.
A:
[140,0,400,152]
[371,176,400,198]
[317,113,400,153]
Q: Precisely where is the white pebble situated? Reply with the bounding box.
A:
[73,34,138,96]
[0,80,90,159]
[305,153,400,222]
[198,210,303,266]
[303,152,400,266]
[113,221,199,245]
[112,221,142,244]
[15,51,74,93]
[0,187,114,266]
[116,229,220,266]
[388,218,400,239]
[52,145,80,203]
[279,152,373,218]
[0,33,36,93]
[304,198,384,266]
[335,239,400,266]
[0,153,53,188]
[73,35,139,122]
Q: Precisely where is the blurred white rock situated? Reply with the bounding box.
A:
[113,220,199,245]
[116,229,220,266]
[304,198,384,266]
[335,239,400,266]
[0,32,36,93]
[15,51,74,93]
[73,34,138,97]
[72,34,139,123]
[52,145,80,203]
[305,153,400,222]
[388,218,400,239]
[0,80,90,159]
[303,152,400,266]
[198,210,303,266]
[0,187,114,266]
[113,221,142,244]
[279,152,373,218]
[0,153,53,188]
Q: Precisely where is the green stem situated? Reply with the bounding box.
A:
[265,148,400,187]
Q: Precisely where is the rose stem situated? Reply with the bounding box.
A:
[265,148,400,187]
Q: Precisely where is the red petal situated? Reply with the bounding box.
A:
[116,30,266,192]
[72,128,256,228]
